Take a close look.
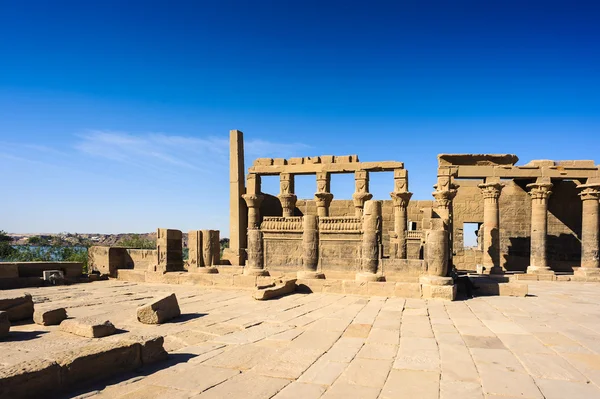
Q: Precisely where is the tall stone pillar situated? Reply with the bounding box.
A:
[315,172,333,217]
[477,179,504,274]
[202,230,220,267]
[244,228,267,276]
[243,173,264,229]
[298,215,324,279]
[356,200,382,282]
[526,178,553,274]
[390,191,412,259]
[226,130,247,266]
[576,183,600,277]
[278,173,297,217]
[156,228,184,273]
[353,170,373,217]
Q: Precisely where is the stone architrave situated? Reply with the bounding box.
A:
[576,183,600,277]
[526,179,553,274]
[315,172,333,217]
[477,180,504,274]
[278,173,297,217]
[298,215,324,279]
[352,170,373,217]
[390,190,412,259]
[156,228,184,273]
[243,173,264,229]
[244,228,268,276]
[356,200,382,282]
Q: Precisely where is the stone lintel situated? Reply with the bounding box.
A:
[453,165,600,180]
[248,161,404,175]
[438,154,519,167]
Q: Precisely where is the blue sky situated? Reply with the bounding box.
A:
[1,1,599,235]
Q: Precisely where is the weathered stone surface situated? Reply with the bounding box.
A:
[253,279,296,300]
[54,341,142,387]
[0,359,61,399]
[131,335,168,364]
[33,307,67,326]
[59,317,116,338]
[0,293,34,321]
[137,293,181,324]
[0,310,9,338]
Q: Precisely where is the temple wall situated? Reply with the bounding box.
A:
[451,179,582,272]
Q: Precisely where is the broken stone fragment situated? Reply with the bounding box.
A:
[0,293,34,321]
[253,279,297,300]
[0,311,10,338]
[137,293,181,324]
[59,317,116,338]
[126,335,168,364]
[34,307,67,326]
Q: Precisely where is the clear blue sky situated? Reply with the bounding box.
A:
[1,1,599,235]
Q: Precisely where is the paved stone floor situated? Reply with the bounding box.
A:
[3,280,600,398]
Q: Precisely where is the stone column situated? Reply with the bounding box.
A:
[352,170,373,217]
[298,215,324,279]
[201,230,220,268]
[390,191,412,259]
[432,177,458,271]
[315,172,333,217]
[278,173,297,217]
[244,228,267,276]
[226,130,247,266]
[357,200,382,282]
[526,179,553,274]
[576,183,600,277]
[187,230,218,273]
[477,180,504,274]
[243,173,264,229]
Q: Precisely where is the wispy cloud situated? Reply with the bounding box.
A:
[74,130,311,174]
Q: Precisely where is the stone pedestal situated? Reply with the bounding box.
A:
[357,200,381,281]
[299,215,324,279]
[477,181,504,274]
[576,183,600,277]
[420,275,456,300]
[526,180,554,275]
[244,229,268,276]
[390,191,412,259]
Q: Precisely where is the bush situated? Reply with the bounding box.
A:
[117,234,156,249]
[0,230,15,260]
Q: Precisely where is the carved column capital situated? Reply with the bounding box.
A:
[242,193,264,209]
[478,182,504,202]
[432,189,457,209]
[353,192,373,208]
[526,182,553,202]
[314,192,334,207]
[390,191,413,208]
[578,183,600,201]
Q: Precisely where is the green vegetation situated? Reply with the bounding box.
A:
[1,230,90,273]
[116,234,156,249]
[220,238,229,257]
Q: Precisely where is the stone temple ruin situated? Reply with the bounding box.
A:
[83,129,600,299]
[2,129,600,398]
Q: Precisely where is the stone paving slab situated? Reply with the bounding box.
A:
[2,280,600,398]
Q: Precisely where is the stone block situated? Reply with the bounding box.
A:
[0,359,61,399]
[421,283,456,301]
[343,280,369,295]
[126,335,168,364]
[0,293,34,321]
[253,158,273,166]
[137,293,181,324]
[34,307,67,326]
[55,341,142,387]
[367,282,396,297]
[59,317,117,338]
[394,282,422,298]
[288,157,303,165]
[273,158,286,165]
[253,279,296,300]
[321,155,334,163]
[0,310,9,338]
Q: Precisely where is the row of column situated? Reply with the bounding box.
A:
[478,176,600,276]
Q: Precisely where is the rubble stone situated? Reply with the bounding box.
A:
[137,293,181,324]
[34,307,67,326]
[59,317,116,338]
[0,293,34,321]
